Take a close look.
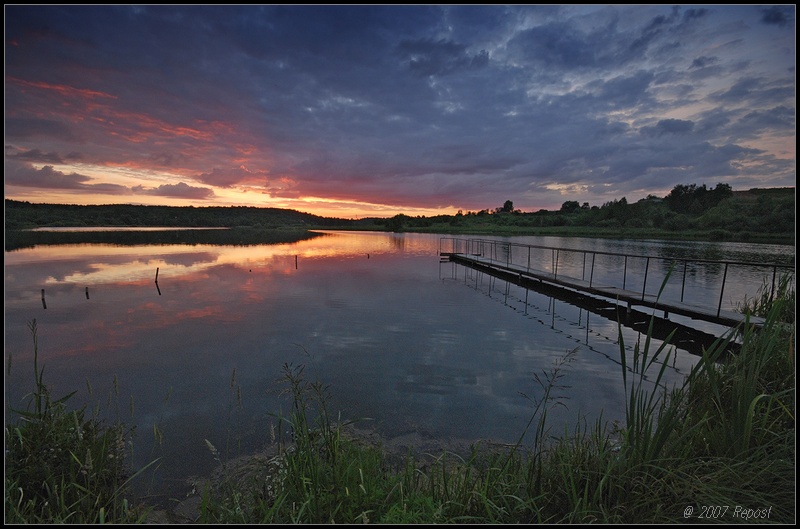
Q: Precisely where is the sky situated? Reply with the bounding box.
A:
[4,5,796,219]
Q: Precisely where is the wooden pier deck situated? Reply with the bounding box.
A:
[441,251,766,329]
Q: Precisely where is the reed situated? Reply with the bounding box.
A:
[4,320,157,523]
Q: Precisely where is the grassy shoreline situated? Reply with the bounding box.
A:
[4,223,795,250]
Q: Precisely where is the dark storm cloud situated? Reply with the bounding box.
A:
[4,160,130,195]
[195,167,269,188]
[641,118,696,137]
[690,56,718,69]
[398,39,490,77]
[3,4,795,213]
[5,118,76,141]
[5,148,83,165]
[509,22,609,68]
[760,6,793,26]
[132,182,215,200]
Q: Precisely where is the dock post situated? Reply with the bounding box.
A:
[582,252,586,280]
[554,250,559,280]
[623,256,628,290]
[524,288,529,315]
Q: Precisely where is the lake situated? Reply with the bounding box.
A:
[3,230,794,503]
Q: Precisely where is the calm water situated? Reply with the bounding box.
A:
[3,230,794,501]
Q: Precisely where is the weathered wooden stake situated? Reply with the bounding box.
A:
[86,287,90,299]
[41,288,47,309]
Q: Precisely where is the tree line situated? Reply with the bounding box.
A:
[378,184,795,242]
[4,201,352,230]
[4,183,795,244]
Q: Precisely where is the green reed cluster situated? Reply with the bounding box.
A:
[195,273,795,524]
[4,320,158,523]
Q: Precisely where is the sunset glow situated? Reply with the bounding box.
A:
[5,5,795,217]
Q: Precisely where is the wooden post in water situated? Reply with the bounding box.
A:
[41,289,47,309]
[85,287,89,300]
[717,263,728,317]
[641,257,650,301]
[295,255,298,269]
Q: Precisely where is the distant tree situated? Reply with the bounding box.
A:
[501,200,514,213]
[385,214,407,232]
[601,197,630,223]
[665,184,699,213]
[665,182,733,213]
[560,201,581,214]
[708,182,733,207]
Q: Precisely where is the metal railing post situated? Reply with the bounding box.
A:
[554,250,559,279]
[623,256,628,290]
[582,252,586,280]
[438,237,794,326]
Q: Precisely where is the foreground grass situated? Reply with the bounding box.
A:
[4,321,157,523]
[5,279,795,523]
[195,284,794,524]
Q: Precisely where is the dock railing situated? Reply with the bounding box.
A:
[440,237,795,319]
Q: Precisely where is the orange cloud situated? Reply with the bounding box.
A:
[7,76,117,100]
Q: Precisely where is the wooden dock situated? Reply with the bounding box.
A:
[441,250,769,330]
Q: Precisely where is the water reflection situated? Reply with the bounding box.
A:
[4,231,792,505]
[443,261,735,357]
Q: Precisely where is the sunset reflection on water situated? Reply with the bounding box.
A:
[4,230,792,503]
